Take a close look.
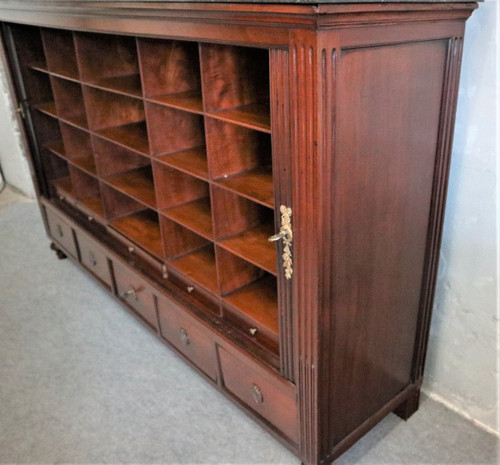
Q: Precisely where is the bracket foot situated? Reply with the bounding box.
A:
[394,389,420,420]
[50,242,67,260]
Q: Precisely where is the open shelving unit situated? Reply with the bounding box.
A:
[17,25,280,357]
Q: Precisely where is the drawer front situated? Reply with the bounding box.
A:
[78,233,112,287]
[157,294,218,381]
[107,226,163,274]
[44,206,78,258]
[219,347,299,443]
[113,260,158,330]
[167,269,220,316]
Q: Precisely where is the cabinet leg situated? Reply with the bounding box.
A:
[393,389,420,420]
[50,242,67,260]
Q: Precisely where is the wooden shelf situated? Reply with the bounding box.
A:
[155,146,208,180]
[35,102,58,118]
[87,74,142,98]
[34,67,81,83]
[30,62,49,74]
[51,176,75,198]
[223,275,278,339]
[209,103,270,133]
[97,121,150,155]
[170,245,218,294]
[45,140,66,158]
[111,209,163,258]
[162,197,213,240]
[215,167,274,209]
[80,195,105,218]
[218,223,277,275]
[105,166,156,208]
[71,156,97,176]
[61,113,89,129]
[148,90,203,114]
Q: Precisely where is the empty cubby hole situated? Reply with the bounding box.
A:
[217,247,278,350]
[206,118,273,208]
[162,220,217,294]
[41,28,79,79]
[153,162,211,238]
[146,102,205,156]
[75,32,141,98]
[102,184,163,259]
[83,86,149,155]
[50,76,88,128]
[211,186,276,275]
[138,38,202,113]
[59,122,96,175]
[92,135,150,178]
[200,44,270,131]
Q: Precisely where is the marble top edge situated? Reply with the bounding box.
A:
[0,0,479,3]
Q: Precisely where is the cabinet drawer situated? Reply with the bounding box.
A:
[219,347,299,443]
[113,260,158,330]
[78,233,112,287]
[157,294,218,381]
[44,205,78,259]
[167,269,220,316]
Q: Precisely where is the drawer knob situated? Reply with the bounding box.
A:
[121,286,136,300]
[249,327,258,336]
[128,246,135,254]
[187,286,194,294]
[56,224,64,238]
[88,251,97,267]
[252,384,263,404]
[179,328,190,346]
[88,215,94,222]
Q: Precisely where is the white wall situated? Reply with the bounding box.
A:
[0,56,35,197]
[0,3,497,434]
[423,0,499,436]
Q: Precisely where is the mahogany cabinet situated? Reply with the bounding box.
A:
[0,1,477,463]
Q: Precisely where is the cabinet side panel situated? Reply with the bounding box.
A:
[329,40,447,445]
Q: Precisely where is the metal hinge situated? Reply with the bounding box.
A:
[15,100,28,120]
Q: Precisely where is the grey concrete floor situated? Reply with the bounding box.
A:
[0,187,498,464]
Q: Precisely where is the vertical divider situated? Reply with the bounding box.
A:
[198,42,223,304]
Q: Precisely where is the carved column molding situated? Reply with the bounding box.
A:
[270,48,295,381]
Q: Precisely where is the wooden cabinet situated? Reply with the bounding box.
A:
[0,1,477,463]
